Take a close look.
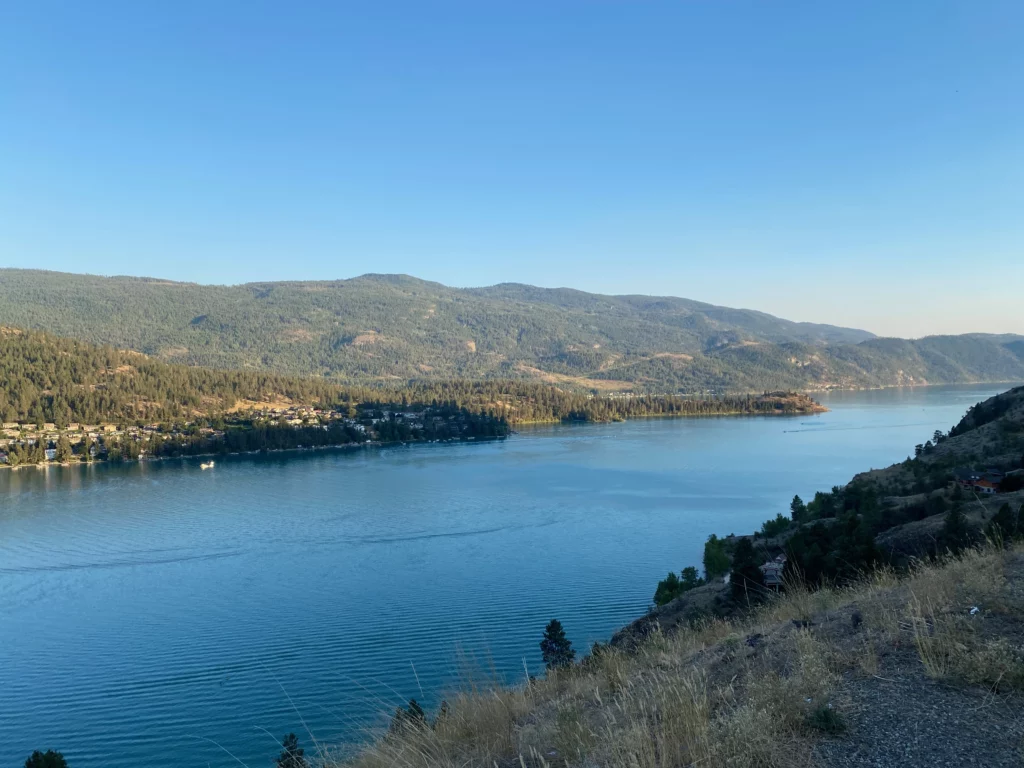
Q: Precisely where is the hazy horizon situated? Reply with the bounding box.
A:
[2,1,1022,338]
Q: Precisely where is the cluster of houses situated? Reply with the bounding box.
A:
[953,467,1006,495]
[250,406,344,427]
[0,421,119,464]
[0,405,462,465]
[249,405,436,432]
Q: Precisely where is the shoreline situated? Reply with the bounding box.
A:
[798,378,1024,394]
[0,405,827,471]
[0,434,510,472]
[514,407,828,427]
[5,380,1018,472]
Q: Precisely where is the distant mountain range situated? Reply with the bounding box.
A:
[1,268,1022,392]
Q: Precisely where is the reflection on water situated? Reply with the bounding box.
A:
[0,384,1012,768]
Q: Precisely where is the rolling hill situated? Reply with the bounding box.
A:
[1,269,1021,392]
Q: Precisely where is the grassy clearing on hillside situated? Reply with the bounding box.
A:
[322,544,1024,768]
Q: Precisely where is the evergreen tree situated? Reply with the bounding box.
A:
[540,619,575,670]
[680,566,704,590]
[390,698,428,733]
[790,495,807,522]
[987,503,1021,544]
[729,538,765,602]
[275,733,307,768]
[654,566,706,605]
[653,572,681,606]
[761,512,791,537]
[25,751,68,768]
[407,699,426,723]
[939,505,974,554]
[55,435,72,463]
[703,534,730,581]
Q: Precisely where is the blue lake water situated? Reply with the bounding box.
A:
[0,383,1011,767]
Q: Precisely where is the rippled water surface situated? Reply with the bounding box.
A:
[0,384,1011,767]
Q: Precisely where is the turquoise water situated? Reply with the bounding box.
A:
[0,384,1010,767]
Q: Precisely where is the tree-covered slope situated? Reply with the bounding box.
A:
[0,269,1021,392]
[0,327,823,427]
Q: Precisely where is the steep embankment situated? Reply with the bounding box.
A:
[330,546,1024,768]
[853,384,1024,495]
[615,386,1024,643]
[1,268,1022,391]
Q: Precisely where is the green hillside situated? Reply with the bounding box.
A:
[0,269,1021,392]
[0,328,823,428]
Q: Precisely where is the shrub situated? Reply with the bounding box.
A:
[653,566,705,606]
[807,705,846,734]
[761,513,791,538]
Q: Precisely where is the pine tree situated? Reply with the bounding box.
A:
[407,698,426,723]
[790,495,807,522]
[653,572,681,606]
[680,566,704,590]
[390,698,428,733]
[939,505,974,554]
[25,751,68,768]
[540,618,575,670]
[703,534,730,580]
[987,503,1021,544]
[55,436,72,463]
[729,538,765,602]
[275,733,307,768]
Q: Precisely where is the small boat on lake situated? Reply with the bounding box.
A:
[200,461,215,470]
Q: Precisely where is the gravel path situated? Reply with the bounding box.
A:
[814,648,1024,767]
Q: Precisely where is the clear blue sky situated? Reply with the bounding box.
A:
[2,1,1021,337]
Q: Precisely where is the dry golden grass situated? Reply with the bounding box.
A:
[514,364,636,392]
[331,544,1024,768]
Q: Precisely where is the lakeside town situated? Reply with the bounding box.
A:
[0,403,509,467]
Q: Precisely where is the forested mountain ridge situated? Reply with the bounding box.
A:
[0,328,824,428]
[1,268,1022,392]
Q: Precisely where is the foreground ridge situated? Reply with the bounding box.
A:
[330,544,1024,768]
